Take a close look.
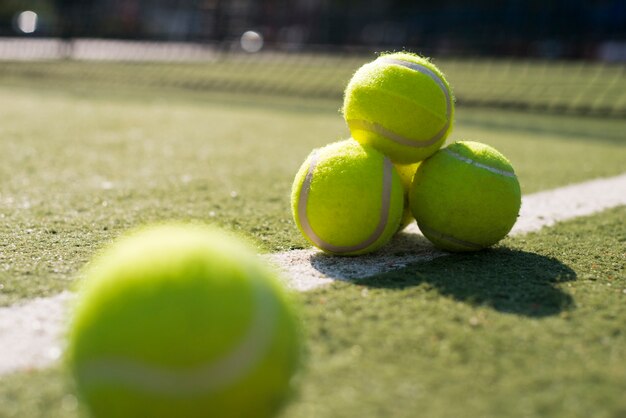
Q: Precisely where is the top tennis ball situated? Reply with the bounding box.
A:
[343,52,454,164]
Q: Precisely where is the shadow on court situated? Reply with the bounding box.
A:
[310,235,576,318]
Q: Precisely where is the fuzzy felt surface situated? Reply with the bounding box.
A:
[291,139,404,255]
[395,162,420,231]
[343,52,454,163]
[410,141,521,251]
[67,224,302,418]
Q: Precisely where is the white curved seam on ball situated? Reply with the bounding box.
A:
[379,57,452,120]
[346,56,452,149]
[381,57,452,144]
[443,149,517,178]
[298,151,393,254]
[346,119,443,148]
[418,223,484,250]
[76,273,278,396]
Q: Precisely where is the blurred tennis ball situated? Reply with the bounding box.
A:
[410,141,521,251]
[343,52,454,164]
[67,224,302,418]
[291,139,404,256]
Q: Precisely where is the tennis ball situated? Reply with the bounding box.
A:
[291,139,404,256]
[343,52,454,164]
[395,162,420,231]
[67,224,302,418]
[409,141,521,252]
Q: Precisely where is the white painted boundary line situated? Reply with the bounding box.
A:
[0,291,73,375]
[0,174,625,376]
[513,173,626,234]
[267,231,443,291]
[272,173,626,291]
[0,38,218,62]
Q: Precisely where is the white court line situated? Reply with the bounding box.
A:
[0,291,73,375]
[512,174,626,234]
[271,173,626,291]
[0,173,625,376]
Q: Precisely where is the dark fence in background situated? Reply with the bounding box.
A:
[1,39,624,118]
[1,1,625,118]
[1,0,626,60]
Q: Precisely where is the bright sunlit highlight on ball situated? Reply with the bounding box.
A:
[17,11,38,34]
[241,31,264,53]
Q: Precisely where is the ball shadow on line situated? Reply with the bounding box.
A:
[310,233,576,318]
[309,232,443,281]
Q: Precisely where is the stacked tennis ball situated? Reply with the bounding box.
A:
[292,51,521,254]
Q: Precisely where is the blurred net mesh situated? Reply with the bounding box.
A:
[0,38,624,118]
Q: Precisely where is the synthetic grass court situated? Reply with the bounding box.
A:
[0,59,625,417]
[2,208,625,418]
[1,55,625,116]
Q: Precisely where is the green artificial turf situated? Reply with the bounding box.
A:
[0,80,625,306]
[0,58,625,417]
[1,207,624,418]
[0,55,625,116]
[290,207,626,418]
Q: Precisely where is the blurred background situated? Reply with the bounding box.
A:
[2,0,626,59]
[0,0,625,116]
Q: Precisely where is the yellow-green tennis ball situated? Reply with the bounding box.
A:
[395,162,420,231]
[291,139,404,256]
[409,141,521,252]
[343,52,454,164]
[67,224,302,418]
